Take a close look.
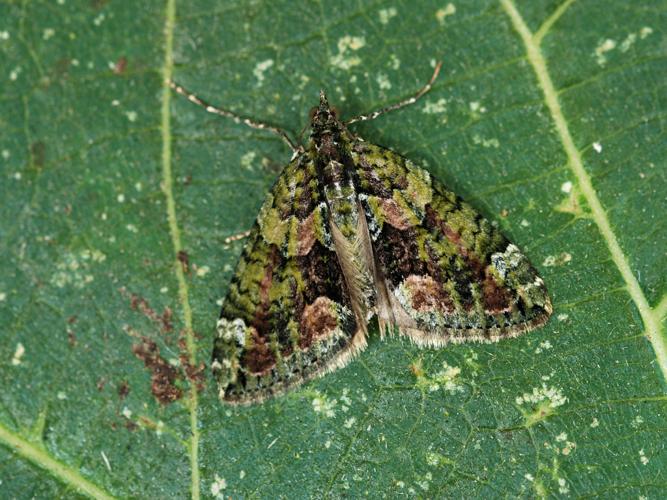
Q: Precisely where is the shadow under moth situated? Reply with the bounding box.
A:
[169,63,552,404]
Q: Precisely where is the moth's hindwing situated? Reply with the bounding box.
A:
[351,141,552,345]
[213,154,365,404]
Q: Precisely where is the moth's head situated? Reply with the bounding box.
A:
[308,90,343,135]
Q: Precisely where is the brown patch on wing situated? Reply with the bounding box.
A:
[243,326,276,375]
[252,246,279,335]
[403,275,453,313]
[380,198,411,230]
[299,296,339,348]
[297,210,317,256]
[482,270,512,313]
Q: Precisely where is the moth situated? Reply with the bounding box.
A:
[169,63,552,404]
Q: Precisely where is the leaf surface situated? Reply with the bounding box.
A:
[1,0,666,497]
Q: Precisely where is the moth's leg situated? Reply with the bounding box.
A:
[345,62,442,125]
[168,80,302,154]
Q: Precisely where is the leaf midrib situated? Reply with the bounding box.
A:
[500,0,667,379]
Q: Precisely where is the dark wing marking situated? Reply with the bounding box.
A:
[351,142,552,345]
[213,154,366,404]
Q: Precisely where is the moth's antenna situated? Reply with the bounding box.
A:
[168,79,301,153]
[345,62,442,125]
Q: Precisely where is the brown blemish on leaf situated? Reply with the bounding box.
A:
[96,377,106,391]
[132,337,183,404]
[120,287,173,333]
[124,419,138,432]
[177,250,189,273]
[117,380,130,400]
[178,334,206,392]
[410,359,425,378]
[66,328,77,347]
[113,56,127,75]
[299,296,338,348]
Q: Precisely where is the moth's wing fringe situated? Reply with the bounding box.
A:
[223,327,367,406]
[394,303,552,348]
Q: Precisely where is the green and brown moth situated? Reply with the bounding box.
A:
[169,63,552,404]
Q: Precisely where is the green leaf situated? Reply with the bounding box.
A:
[1,0,666,497]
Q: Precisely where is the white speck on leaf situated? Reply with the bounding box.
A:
[312,391,337,418]
[473,134,499,148]
[557,313,569,322]
[2,150,9,159]
[542,252,572,267]
[561,181,573,193]
[240,151,257,169]
[594,38,616,66]
[619,33,637,52]
[640,26,653,38]
[590,417,599,428]
[378,7,397,25]
[42,28,55,40]
[122,407,132,419]
[117,194,125,203]
[0,31,9,40]
[93,13,106,26]
[593,142,602,153]
[344,417,356,428]
[196,265,210,277]
[423,98,447,114]
[515,384,567,409]
[126,224,138,233]
[330,36,365,70]
[11,343,25,366]
[125,111,138,122]
[211,475,227,497]
[435,3,456,24]
[534,340,553,354]
[253,59,274,85]
[57,391,67,400]
[389,54,401,70]
[376,73,391,90]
